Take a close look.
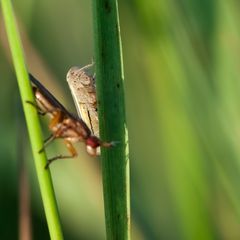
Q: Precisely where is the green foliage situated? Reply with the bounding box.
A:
[1,1,63,239]
[92,0,130,239]
[1,0,240,239]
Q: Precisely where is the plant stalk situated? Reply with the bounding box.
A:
[1,1,63,239]
[92,0,130,239]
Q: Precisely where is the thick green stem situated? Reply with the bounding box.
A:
[1,1,63,239]
[92,0,130,239]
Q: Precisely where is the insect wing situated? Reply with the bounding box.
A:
[29,74,73,116]
[29,73,91,136]
[66,66,99,137]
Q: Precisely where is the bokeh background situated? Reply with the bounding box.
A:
[1,0,240,239]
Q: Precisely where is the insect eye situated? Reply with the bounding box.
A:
[86,136,100,148]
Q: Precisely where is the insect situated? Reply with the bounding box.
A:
[66,64,99,137]
[28,74,114,169]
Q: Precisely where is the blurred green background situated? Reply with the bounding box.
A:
[1,0,240,239]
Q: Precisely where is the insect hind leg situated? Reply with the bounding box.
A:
[45,140,77,169]
[38,134,56,153]
[26,100,46,115]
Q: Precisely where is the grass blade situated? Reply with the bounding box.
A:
[92,0,130,239]
[1,1,63,239]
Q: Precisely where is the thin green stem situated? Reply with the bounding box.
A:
[1,1,63,239]
[92,0,130,239]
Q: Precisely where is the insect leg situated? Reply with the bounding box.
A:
[48,110,63,129]
[39,117,67,153]
[40,115,70,153]
[26,100,46,115]
[44,134,54,143]
[45,140,77,169]
[38,134,56,153]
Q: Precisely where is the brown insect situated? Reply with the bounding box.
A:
[28,74,114,169]
[66,64,99,137]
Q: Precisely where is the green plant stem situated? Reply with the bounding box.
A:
[1,1,63,239]
[92,0,130,239]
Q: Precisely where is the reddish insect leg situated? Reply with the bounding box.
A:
[38,111,65,153]
[45,140,77,169]
[48,110,63,129]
